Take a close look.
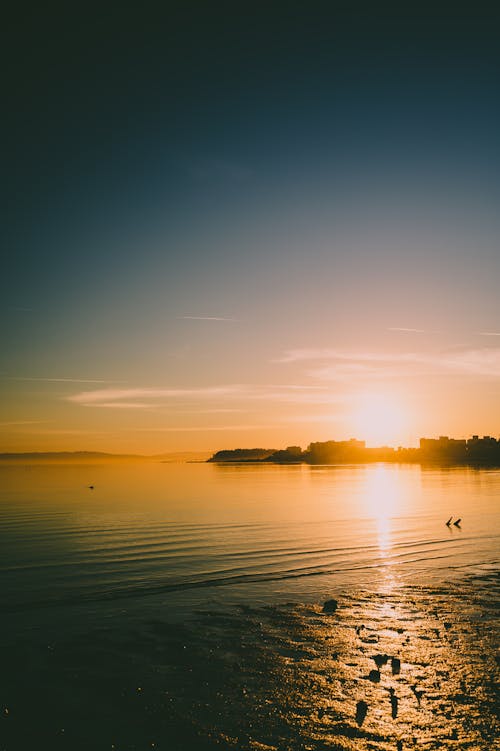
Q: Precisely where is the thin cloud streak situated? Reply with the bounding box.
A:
[19,429,114,435]
[279,347,500,380]
[67,384,345,410]
[6,377,126,384]
[159,408,247,415]
[133,424,279,432]
[178,316,239,321]
[388,327,426,333]
[276,349,420,364]
[91,402,157,409]
[478,332,500,336]
[68,386,246,405]
[0,420,48,426]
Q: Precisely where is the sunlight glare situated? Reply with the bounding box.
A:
[362,466,401,558]
[351,391,407,447]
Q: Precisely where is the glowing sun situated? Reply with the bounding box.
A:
[350,391,407,447]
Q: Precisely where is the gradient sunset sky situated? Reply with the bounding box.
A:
[2,3,500,453]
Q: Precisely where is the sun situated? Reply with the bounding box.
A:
[350,391,407,447]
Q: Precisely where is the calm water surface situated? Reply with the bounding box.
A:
[1,462,498,616]
[0,463,498,750]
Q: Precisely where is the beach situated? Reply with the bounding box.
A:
[2,576,498,749]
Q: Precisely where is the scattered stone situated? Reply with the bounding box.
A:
[389,688,398,719]
[355,699,368,726]
[411,686,424,705]
[322,599,338,614]
[372,654,390,669]
[391,657,401,674]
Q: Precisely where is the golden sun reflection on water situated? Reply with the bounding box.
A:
[362,465,401,553]
[360,466,416,593]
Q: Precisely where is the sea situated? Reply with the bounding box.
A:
[1,462,498,750]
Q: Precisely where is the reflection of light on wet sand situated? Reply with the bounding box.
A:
[379,568,400,595]
[81,580,496,751]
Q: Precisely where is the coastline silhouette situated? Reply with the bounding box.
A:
[209,434,500,466]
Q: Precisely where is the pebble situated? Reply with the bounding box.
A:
[391,657,401,674]
[355,699,368,725]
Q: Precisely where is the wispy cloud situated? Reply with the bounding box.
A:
[178,316,239,322]
[389,328,500,336]
[134,424,279,432]
[66,384,345,410]
[388,327,426,333]
[90,402,156,409]
[68,386,245,405]
[276,349,417,364]
[278,347,500,380]
[0,420,48,426]
[5,377,126,384]
[163,408,247,415]
[440,348,500,376]
[26,429,114,435]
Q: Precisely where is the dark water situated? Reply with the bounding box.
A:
[0,463,498,749]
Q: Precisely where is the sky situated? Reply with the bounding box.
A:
[1,2,500,453]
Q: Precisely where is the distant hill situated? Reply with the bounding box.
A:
[0,451,211,464]
[0,451,146,464]
[208,448,278,462]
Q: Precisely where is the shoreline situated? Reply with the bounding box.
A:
[2,574,498,750]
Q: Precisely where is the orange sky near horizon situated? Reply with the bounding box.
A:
[3,338,500,454]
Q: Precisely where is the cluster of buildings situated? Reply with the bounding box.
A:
[419,435,500,463]
[210,435,500,465]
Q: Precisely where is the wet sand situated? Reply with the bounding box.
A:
[1,573,498,750]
